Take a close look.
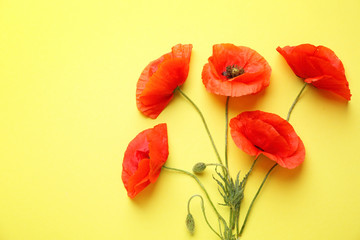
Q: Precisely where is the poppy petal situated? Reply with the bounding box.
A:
[262,136,305,169]
[126,158,151,198]
[277,44,351,100]
[122,123,168,198]
[305,75,351,100]
[230,111,305,169]
[202,44,271,97]
[147,123,169,182]
[136,44,193,119]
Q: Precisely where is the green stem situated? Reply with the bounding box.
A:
[162,165,224,222]
[235,156,260,236]
[239,163,278,236]
[177,87,223,165]
[188,195,223,239]
[229,207,234,231]
[287,82,307,121]
[225,96,230,169]
[241,155,260,185]
[206,163,228,172]
[235,208,240,238]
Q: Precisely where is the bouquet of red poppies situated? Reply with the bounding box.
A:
[121,43,351,239]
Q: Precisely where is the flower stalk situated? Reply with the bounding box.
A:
[239,163,278,236]
[287,82,307,121]
[176,87,223,165]
[162,165,225,223]
[187,195,222,238]
[225,96,230,168]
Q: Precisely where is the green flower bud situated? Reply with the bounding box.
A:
[192,162,206,173]
[186,213,195,234]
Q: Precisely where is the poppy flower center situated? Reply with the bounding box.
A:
[222,65,245,79]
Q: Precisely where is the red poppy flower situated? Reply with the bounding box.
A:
[230,111,305,169]
[136,44,193,119]
[202,44,271,97]
[277,44,351,100]
[122,123,168,198]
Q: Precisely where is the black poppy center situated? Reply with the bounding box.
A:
[222,65,245,79]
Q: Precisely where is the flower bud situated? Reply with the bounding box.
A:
[186,213,195,234]
[192,162,206,173]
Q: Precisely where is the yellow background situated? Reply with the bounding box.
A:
[1,0,360,239]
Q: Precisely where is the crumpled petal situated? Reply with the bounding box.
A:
[136,44,192,119]
[202,44,271,97]
[230,111,305,169]
[122,123,168,198]
[277,44,351,100]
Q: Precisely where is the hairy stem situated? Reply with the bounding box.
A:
[239,163,278,236]
[188,195,222,239]
[225,96,230,168]
[177,87,223,165]
[235,156,260,236]
[206,163,229,172]
[162,165,225,223]
[242,156,260,185]
[287,82,307,121]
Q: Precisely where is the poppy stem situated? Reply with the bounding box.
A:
[239,163,277,237]
[176,87,223,165]
[242,156,260,184]
[206,163,229,172]
[162,165,225,223]
[234,155,259,236]
[225,96,230,169]
[187,194,223,238]
[287,82,307,121]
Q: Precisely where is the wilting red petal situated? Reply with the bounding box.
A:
[277,44,351,100]
[230,111,305,169]
[202,44,271,97]
[136,44,192,119]
[122,123,168,198]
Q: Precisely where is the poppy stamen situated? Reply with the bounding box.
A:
[222,65,245,79]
